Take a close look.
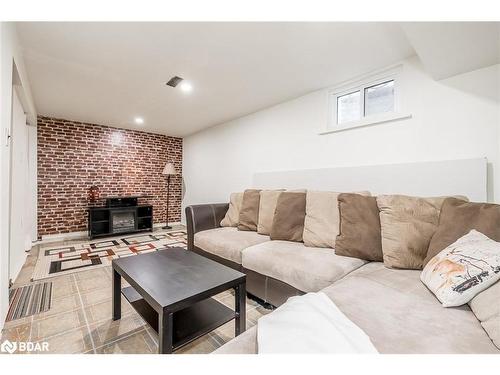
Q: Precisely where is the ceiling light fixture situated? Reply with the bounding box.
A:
[134,117,144,125]
[179,81,193,93]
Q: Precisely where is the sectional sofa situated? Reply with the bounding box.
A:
[185,193,500,354]
[186,203,364,306]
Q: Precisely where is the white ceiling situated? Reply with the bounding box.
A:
[16,22,417,137]
[401,22,500,80]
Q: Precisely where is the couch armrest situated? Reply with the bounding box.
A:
[185,203,229,251]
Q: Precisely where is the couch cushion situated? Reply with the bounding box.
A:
[425,198,500,266]
[220,192,243,227]
[270,192,307,242]
[257,190,285,235]
[335,193,383,262]
[194,227,269,264]
[303,190,371,249]
[377,195,455,270]
[469,280,500,349]
[213,326,258,354]
[242,240,366,293]
[321,262,499,353]
[238,189,262,231]
[215,263,499,354]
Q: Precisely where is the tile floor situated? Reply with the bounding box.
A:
[1,228,271,354]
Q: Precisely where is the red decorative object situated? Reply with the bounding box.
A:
[88,185,100,203]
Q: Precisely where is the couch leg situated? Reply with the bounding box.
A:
[247,292,274,310]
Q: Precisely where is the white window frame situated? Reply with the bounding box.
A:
[322,65,411,134]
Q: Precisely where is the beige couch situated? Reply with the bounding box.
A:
[215,262,499,354]
[185,199,500,354]
[193,226,366,305]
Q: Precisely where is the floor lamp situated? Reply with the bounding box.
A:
[162,162,177,229]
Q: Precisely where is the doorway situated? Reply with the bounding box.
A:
[8,87,37,283]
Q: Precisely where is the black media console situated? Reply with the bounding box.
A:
[87,196,154,239]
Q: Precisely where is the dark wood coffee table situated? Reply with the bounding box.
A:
[111,248,246,354]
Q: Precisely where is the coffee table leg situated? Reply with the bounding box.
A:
[159,309,173,354]
[235,282,246,336]
[112,267,121,321]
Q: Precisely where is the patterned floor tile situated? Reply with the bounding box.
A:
[33,293,81,320]
[84,298,133,324]
[95,329,155,354]
[32,326,94,354]
[30,308,87,341]
[1,226,269,354]
[90,314,146,348]
[0,321,32,342]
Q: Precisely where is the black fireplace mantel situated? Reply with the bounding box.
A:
[87,200,153,239]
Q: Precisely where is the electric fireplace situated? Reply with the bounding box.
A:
[111,210,136,233]
[87,196,153,239]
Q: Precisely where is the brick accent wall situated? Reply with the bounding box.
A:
[37,116,183,236]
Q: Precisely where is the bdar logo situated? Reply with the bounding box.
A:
[1,339,17,354]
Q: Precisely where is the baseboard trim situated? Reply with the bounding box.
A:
[153,222,182,229]
[38,222,183,245]
[39,230,88,244]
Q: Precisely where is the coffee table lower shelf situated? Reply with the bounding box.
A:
[122,286,235,351]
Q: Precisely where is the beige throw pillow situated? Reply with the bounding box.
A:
[377,195,465,270]
[238,189,262,231]
[303,190,370,249]
[257,190,285,235]
[220,192,244,227]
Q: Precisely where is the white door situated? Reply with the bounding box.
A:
[9,90,28,282]
[27,126,37,243]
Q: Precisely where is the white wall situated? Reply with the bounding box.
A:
[183,56,500,217]
[0,22,37,329]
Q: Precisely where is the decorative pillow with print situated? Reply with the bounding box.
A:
[421,230,500,307]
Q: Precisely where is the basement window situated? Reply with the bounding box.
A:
[364,80,395,116]
[323,65,411,134]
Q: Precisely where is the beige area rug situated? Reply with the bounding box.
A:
[32,230,187,281]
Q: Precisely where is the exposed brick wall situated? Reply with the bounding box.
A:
[37,116,183,236]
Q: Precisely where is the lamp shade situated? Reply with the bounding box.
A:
[162,162,177,175]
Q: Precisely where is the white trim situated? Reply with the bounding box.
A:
[326,64,405,133]
[37,221,183,245]
[329,63,403,94]
[319,112,412,135]
[153,221,182,229]
[39,231,88,244]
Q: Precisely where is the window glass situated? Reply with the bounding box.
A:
[364,80,394,116]
[337,91,361,124]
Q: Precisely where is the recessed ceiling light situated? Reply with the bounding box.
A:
[179,81,193,93]
[134,117,144,125]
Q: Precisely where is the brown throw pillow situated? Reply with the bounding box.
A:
[237,189,262,231]
[335,193,383,261]
[377,194,467,270]
[270,192,307,242]
[425,198,500,266]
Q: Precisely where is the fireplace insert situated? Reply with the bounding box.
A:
[111,210,136,233]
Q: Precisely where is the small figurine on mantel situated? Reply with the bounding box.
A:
[88,185,100,203]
